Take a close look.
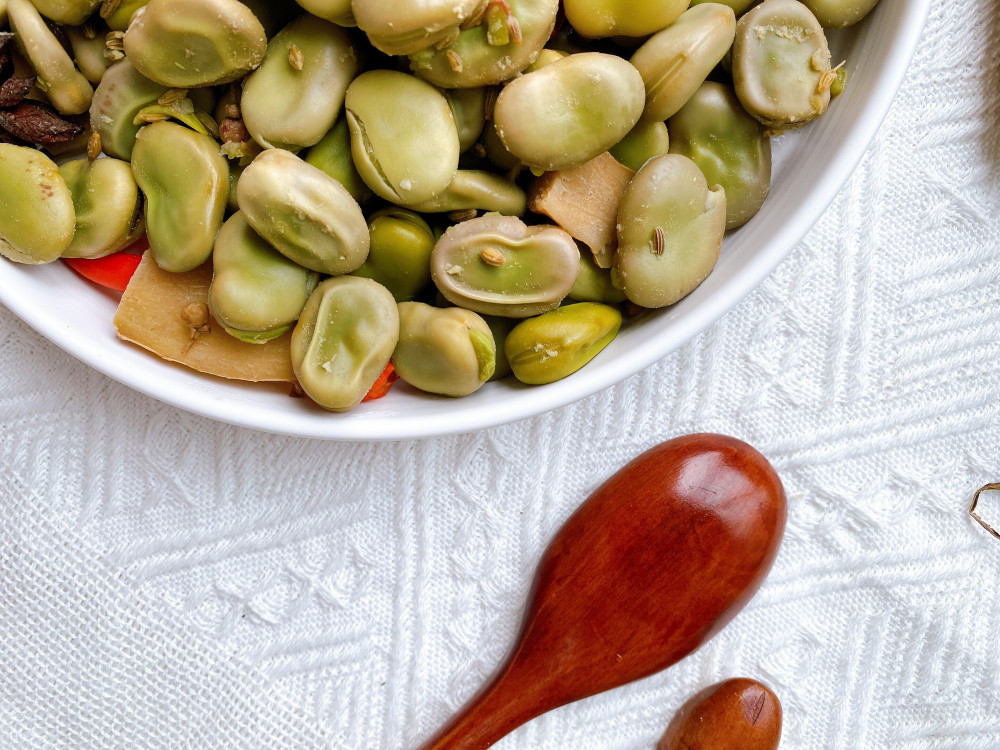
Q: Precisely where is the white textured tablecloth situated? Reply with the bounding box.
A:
[2,2,999,748]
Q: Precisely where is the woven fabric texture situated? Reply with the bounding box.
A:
[1,2,998,748]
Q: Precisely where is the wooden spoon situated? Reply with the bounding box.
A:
[420,433,786,750]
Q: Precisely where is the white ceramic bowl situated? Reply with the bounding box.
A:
[0,0,931,440]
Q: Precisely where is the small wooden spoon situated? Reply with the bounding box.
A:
[420,433,786,750]
[658,678,782,749]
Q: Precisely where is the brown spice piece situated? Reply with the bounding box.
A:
[0,33,17,80]
[528,152,635,268]
[0,76,35,108]
[0,101,85,144]
[114,253,296,383]
[219,117,250,144]
[87,131,102,160]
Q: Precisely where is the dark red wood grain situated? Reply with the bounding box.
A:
[658,678,782,750]
[420,434,786,750]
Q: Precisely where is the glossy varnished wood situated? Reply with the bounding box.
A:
[658,678,782,750]
[420,433,786,750]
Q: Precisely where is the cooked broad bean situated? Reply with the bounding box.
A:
[26,0,99,26]
[103,0,149,30]
[408,0,560,88]
[60,157,144,259]
[407,170,527,216]
[7,0,93,114]
[610,119,670,172]
[505,302,622,385]
[131,121,229,273]
[304,116,373,205]
[493,52,646,172]
[89,61,168,160]
[732,0,832,129]
[292,0,355,26]
[445,87,489,153]
[431,213,580,318]
[353,0,485,56]
[237,148,369,276]
[801,0,880,27]
[65,24,112,85]
[564,0,689,38]
[123,0,267,87]
[240,15,358,151]
[668,81,771,229]
[344,69,460,206]
[209,212,319,343]
[615,154,726,308]
[393,302,496,397]
[630,3,737,123]
[352,208,436,302]
[0,144,75,264]
[690,0,757,15]
[569,252,627,304]
[290,276,399,412]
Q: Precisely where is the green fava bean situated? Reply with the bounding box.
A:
[209,212,319,343]
[669,81,771,229]
[123,0,267,88]
[505,302,622,385]
[241,15,359,151]
[408,0,559,88]
[801,0,880,27]
[291,276,399,412]
[446,87,488,154]
[104,0,149,30]
[569,252,627,304]
[630,3,737,123]
[615,154,726,309]
[690,0,757,14]
[131,121,229,273]
[407,170,527,216]
[610,119,670,172]
[60,157,144,259]
[493,52,646,172]
[293,0,354,26]
[237,148,369,276]
[431,213,580,318]
[304,116,373,205]
[66,25,112,85]
[345,70,460,206]
[352,208,435,303]
[392,302,496,398]
[733,0,832,129]
[25,0,99,26]
[8,0,93,115]
[482,314,517,380]
[353,0,485,56]
[0,144,75,265]
[564,0,688,38]
[89,61,169,160]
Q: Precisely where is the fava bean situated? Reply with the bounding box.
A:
[304,116,373,205]
[60,156,144,259]
[0,144,75,264]
[89,60,167,160]
[733,0,832,129]
[494,52,646,171]
[209,212,318,343]
[393,302,496,397]
[293,0,355,26]
[564,0,688,39]
[668,81,771,229]
[353,208,436,302]
[431,213,580,318]
[123,0,267,87]
[354,0,485,56]
[241,15,358,151]
[615,154,726,308]
[237,148,370,276]
[291,276,399,412]
[569,252,627,304]
[408,0,559,88]
[801,0,880,27]
[505,302,622,384]
[131,121,229,273]
[408,170,527,216]
[630,3,737,123]
[610,119,670,172]
[345,69,460,206]
[27,0,99,26]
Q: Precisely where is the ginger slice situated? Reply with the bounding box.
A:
[114,251,295,383]
[528,152,635,268]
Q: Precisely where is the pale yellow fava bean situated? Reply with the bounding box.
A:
[563,0,689,38]
[0,144,75,265]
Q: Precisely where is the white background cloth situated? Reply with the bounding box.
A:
[2,2,999,748]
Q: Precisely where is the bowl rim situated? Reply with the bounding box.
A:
[0,0,933,441]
